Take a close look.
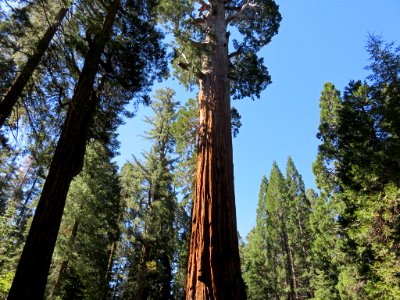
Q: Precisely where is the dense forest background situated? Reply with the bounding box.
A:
[1,0,400,299]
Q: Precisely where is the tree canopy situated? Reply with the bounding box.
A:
[1,2,400,299]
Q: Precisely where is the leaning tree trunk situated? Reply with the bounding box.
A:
[186,2,246,299]
[7,1,120,298]
[0,6,68,129]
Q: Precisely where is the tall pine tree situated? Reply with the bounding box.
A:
[117,88,178,299]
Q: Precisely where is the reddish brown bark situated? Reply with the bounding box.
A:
[7,1,120,298]
[186,2,246,299]
[0,7,68,128]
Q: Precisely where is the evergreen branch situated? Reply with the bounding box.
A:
[4,0,20,15]
[226,1,257,24]
[189,38,208,49]
[39,0,54,28]
[21,99,40,144]
[225,6,241,11]
[228,44,243,59]
[194,0,211,20]
[194,0,211,11]
[190,15,207,28]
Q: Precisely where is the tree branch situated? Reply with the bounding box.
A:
[225,6,241,11]
[190,15,207,28]
[194,0,211,18]
[195,0,211,10]
[226,1,257,24]
[228,45,244,59]
[189,38,209,49]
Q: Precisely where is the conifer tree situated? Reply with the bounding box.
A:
[241,176,270,299]
[264,162,289,299]
[118,89,178,299]
[285,157,313,299]
[170,98,198,299]
[46,141,121,299]
[313,36,400,298]
[158,1,281,297]
[242,159,316,299]
[307,188,340,300]
[8,2,122,297]
[311,83,343,299]
[0,3,69,128]
[8,0,167,297]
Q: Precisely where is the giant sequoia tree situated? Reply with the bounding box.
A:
[159,1,281,298]
[7,0,166,298]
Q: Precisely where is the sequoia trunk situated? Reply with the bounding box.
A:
[186,2,246,299]
[0,6,68,128]
[7,1,120,298]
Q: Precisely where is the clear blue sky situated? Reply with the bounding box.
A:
[114,0,400,238]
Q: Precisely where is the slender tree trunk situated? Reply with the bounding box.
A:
[135,244,150,300]
[7,1,120,298]
[16,176,38,230]
[271,248,279,300]
[103,239,118,299]
[0,7,68,128]
[51,220,80,297]
[296,206,312,298]
[281,219,298,300]
[103,210,123,300]
[186,2,246,299]
[160,253,172,300]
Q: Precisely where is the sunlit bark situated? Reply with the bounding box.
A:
[186,1,246,299]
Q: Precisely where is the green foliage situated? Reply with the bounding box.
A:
[47,141,121,299]
[242,159,314,299]
[285,157,313,298]
[307,188,340,300]
[241,176,270,299]
[116,89,180,298]
[0,155,41,287]
[313,36,400,299]
[229,0,281,51]
[0,271,13,298]
[230,50,270,100]
[158,0,281,99]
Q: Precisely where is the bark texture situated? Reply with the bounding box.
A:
[7,1,120,298]
[186,2,246,299]
[0,7,68,128]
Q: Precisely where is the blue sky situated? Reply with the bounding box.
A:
[115,0,400,238]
